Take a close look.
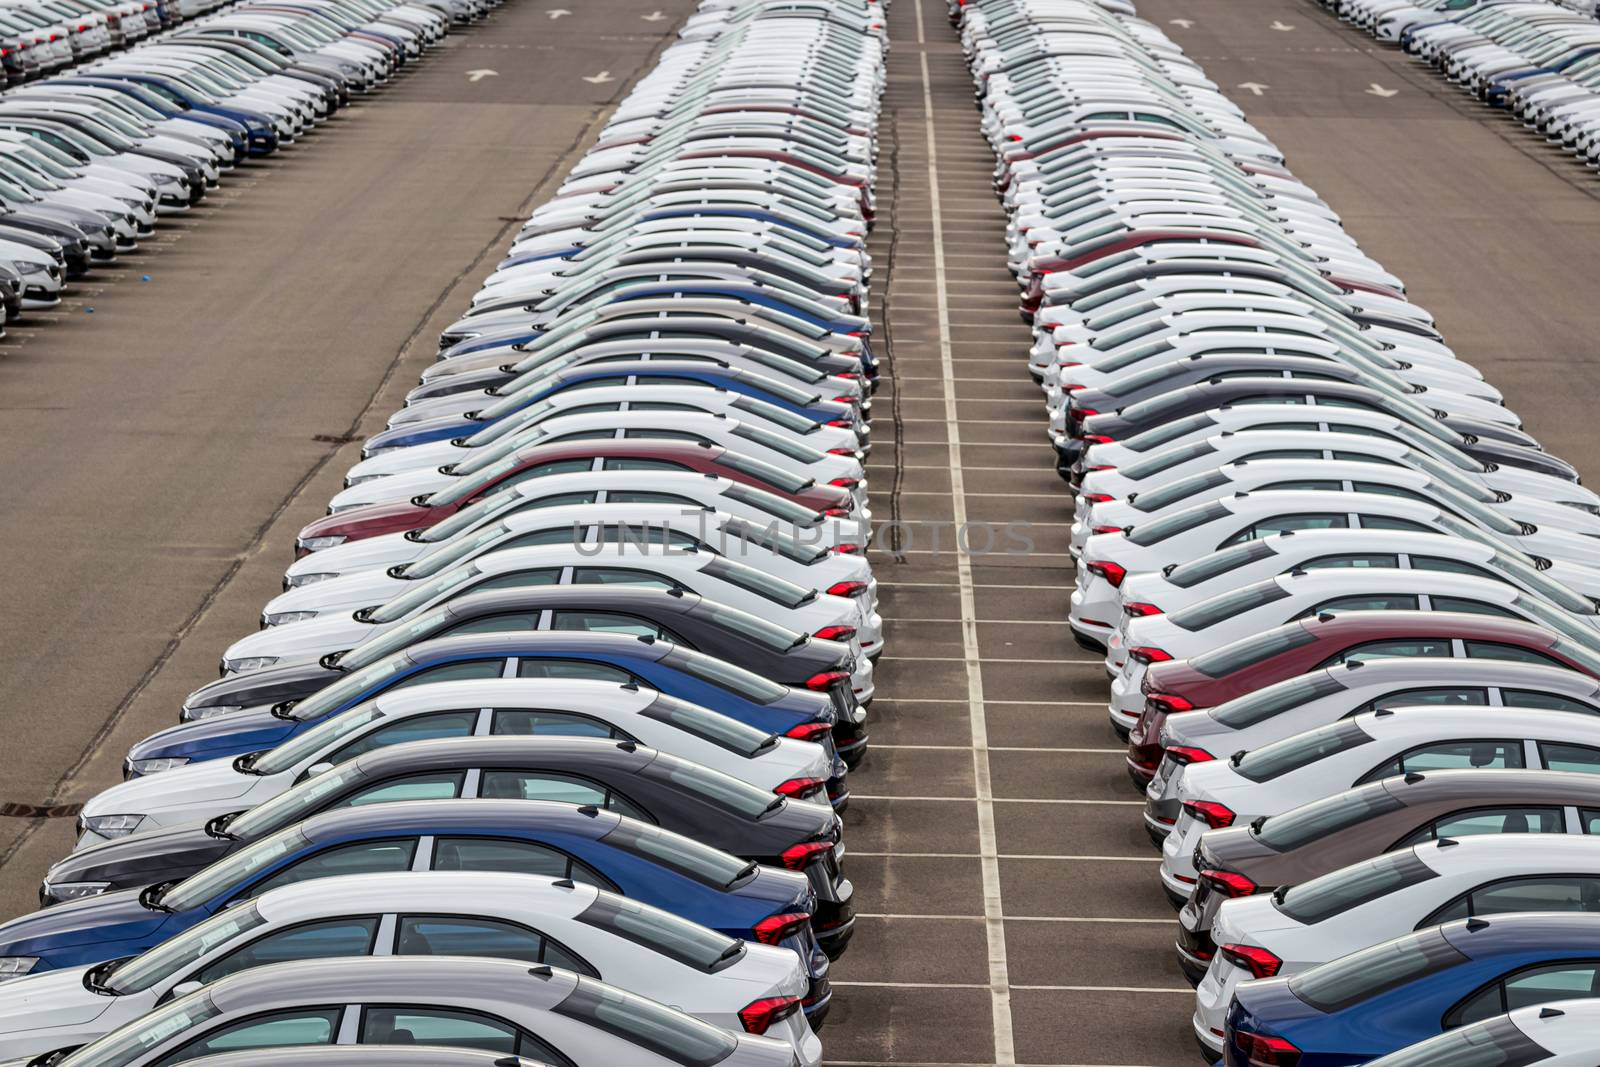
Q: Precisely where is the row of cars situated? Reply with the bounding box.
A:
[1331,0,1600,167]
[0,0,482,335]
[0,1,891,1065]
[958,0,1600,1062]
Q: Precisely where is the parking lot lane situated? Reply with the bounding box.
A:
[1010,989,1198,1067]
[851,854,987,915]
[0,0,699,919]
[823,986,997,1066]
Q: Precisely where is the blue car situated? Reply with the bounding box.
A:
[129,631,844,790]
[6,800,834,1021]
[364,361,859,453]
[96,73,280,155]
[1225,913,1600,1066]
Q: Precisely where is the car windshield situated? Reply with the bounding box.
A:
[1190,624,1317,678]
[1362,1016,1552,1067]
[1492,552,1597,615]
[104,903,269,994]
[63,995,224,1067]
[601,819,753,888]
[1256,783,1406,852]
[458,400,560,448]
[1288,928,1466,1013]
[1235,718,1376,784]
[1169,579,1291,632]
[251,704,389,777]
[1125,501,1231,547]
[225,764,370,839]
[1276,850,1439,926]
[425,454,537,507]
[575,892,742,972]
[366,566,483,625]
[642,694,776,757]
[554,977,738,1067]
[402,523,519,580]
[339,610,456,673]
[160,827,312,912]
[1165,540,1279,589]
[416,490,529,544]
[660,647,787,704]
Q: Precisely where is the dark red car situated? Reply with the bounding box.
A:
[1125,611,1600,784]
[295,440,856,556]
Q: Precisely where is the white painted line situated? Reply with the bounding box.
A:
[851,851,1162,862]
[880,616,1073,624]
[850,794,1145,806]
[870,698,1107,706]
[879,656,1101,665]
[856,913,1172,924]
[875,744,1123,753]
[916,6,1013,1057]
[878,581,1074,589]
[830,980,1193,994]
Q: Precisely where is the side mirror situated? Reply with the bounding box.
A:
[171,980,203,997]
[305,762,334,778]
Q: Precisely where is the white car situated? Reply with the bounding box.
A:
[1361,997,1600,1066]
[41,955,800,1067]
[1105,566,1600,730]
[76,678,835,843]
[1194,834,1600,1054]
[0,872,821,1065]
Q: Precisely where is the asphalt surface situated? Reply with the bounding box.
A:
[3,0,1600,1064]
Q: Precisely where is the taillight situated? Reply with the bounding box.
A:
[785,722,833,743]
[832,543,861,554]
[1201,867,1256,897]
[1185,801,1237,830]
[827,448,856,456]
[1074,407,1100,418]
[752,912,811,945]
[822,507,850,517]
[738,994,802,1035]
[1129,646,1172,664]
[1235,1030,1300,1067]
[1085,560,1127,587]
[775,776,827,799]
[825,419,854,429]
[1146,692,1195,715]
[829,477,860,489]
[830,395,855,403]
[1123,602,1162,617]
[804,670,850,692]
[813,625,856,641]
[1075,433,1115,444]
[779,840,834,871]
[1092,525,1123,535]
[826,580,868,598]
[1080,492,1113,504]
[1166,746,1214,766]
[1220,943,1283,980]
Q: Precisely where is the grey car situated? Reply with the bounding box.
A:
[1173,768,1600,982]
[51,955,797,1067]
[180,1049,552,1067]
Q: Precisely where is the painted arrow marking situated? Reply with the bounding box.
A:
[582,70,615,84]
[1365,82,1399,96]
[1270,19,1294,30]
[1237,81,1269,95]
[466,68,498,82]
[546,7,570,16]
[641,9,667,19]
[1169,17,1194,27]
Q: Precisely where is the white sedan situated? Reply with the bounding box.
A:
[1196,834,1600,1054]
[0,871,821,1065]
[75,678,835,844]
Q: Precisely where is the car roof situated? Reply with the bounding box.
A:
[1441,912,1600,958]
[394,629,676,666]
[202,955,577,1016]
[1412,832,1600,879]
[1328,656,1600,694]
[254,871,600,927]
[181,1049,550,1067]
[1384,767,1600,805]
[365,678,658,718]
[1359,705,1600,745]
[345,735,657,780]
[1292,609,1559,646]
[297,798,624,841]
[436,585,704,624]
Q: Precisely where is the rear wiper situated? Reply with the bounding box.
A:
[725,860,760,889]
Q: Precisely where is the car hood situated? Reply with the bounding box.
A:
[127,710,298,766]
[0,965,117,1033]
[185,659,342,713]
[297,498,435,545]
[260,570,403,620]
[47,822,231,894]
[326,464,457,512]
[344,438,461,483]
[79,758,260,823]
[0,888,172,956]
[284,530,426,582]
[222,613,374,669]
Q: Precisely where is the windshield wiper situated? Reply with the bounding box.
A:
[138,882,176,913]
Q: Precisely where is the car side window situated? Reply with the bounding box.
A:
[491,709,623,739]
[393,660,506,688]
[1540,743,1600,774]
[1446,961,1600,1029]
[474,569,562,592]
[1396,807,1564,849]
[325,711,479,765]
[483,460,594,498]
[601,458,693,472]
[1357,740,1524,785]
[154,1008,343,1065]
[1430,597,1517,620]
[549,610,676,641]
[1322,638,1452,668]
[442,612,544,637]
[395,916,596,977]
[593,523,701,549]
[1300,554,1399,570]
[1412,557,1496,578]
[197,918,381,985]
[246,840,417,898]
[571,567,680,591]
[1220,513,1349,546]
[478,771,651,822]
[336,772,467,809]
[360,1006,521,1055]
[430,836,610,890]
[1463,641,1566,668]
[1506,690,1600,714]
[1258,480,1343,493]
[502,529,583,548]
[1357,516,1436,532]
[1298,594,1420,620]
[514,659,633,683]
[1369,687,1490,711]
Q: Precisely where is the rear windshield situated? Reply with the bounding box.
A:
[554,978,737,1067]
[701,556,812,610]
[1363,1016,1551,1067]
[1212,673,1348,729]
[1169,580,1290,633]
[575,892,742,972]
[601,819,753,889]
[641,694,776,758]
[1276,850,1439,926]
[1166,540,1278,589]
[1256,784,1406,852]
[1130,469,1231,514]
[1120,439,1220,481]
[1235,719,1375,784]
[1122,413,1216,453]
[1191,625,1317,678]
[648,754,781,820]
[1126,501,1231,547]
[1288,928,1466,1013]
[661,647,787,704]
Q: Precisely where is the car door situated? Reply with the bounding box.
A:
[239,838,421,899]
[1356,738,1525,785]
[392,914,596,976]
[188,916,382,986]
[425,835,613,889]
[1394,807,1566,849]
[474,769,651,822]
[150,1007,345,1064]
[355,1005,572,1063]
[1445,959,1600,1027]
